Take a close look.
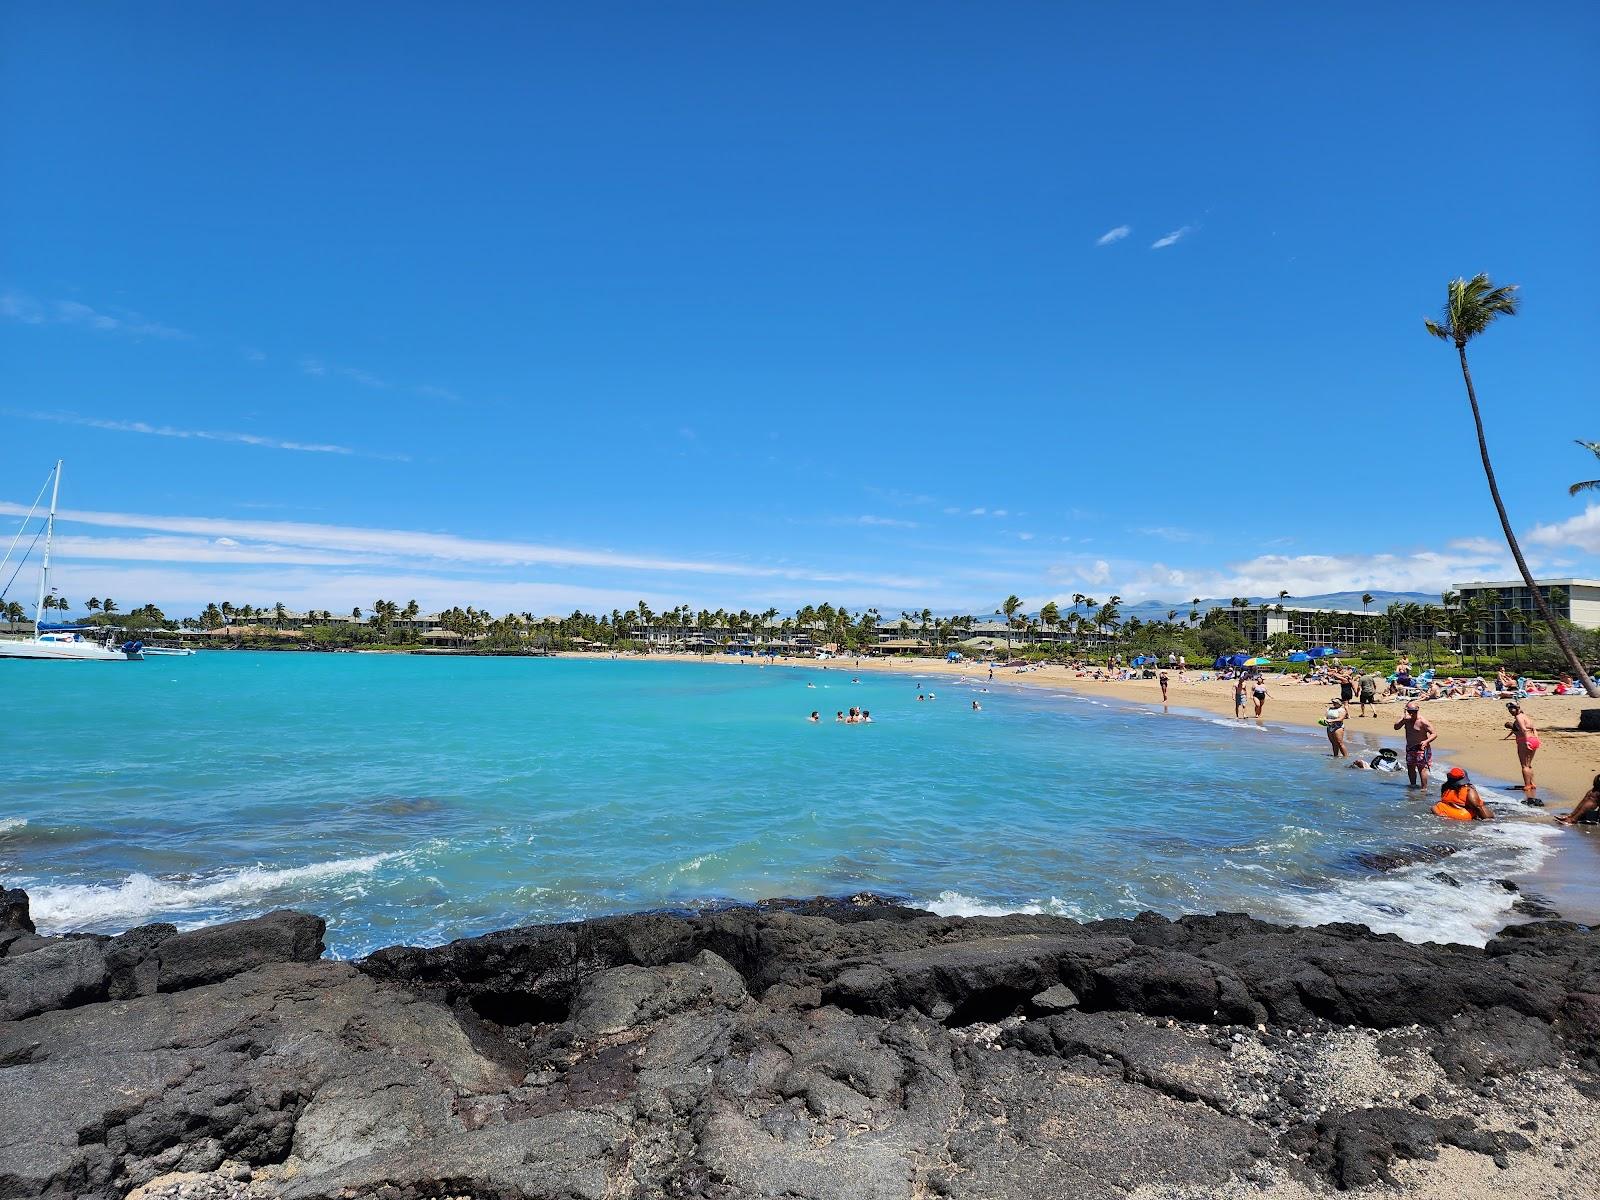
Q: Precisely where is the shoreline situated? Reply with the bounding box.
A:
[565,650,1600,926]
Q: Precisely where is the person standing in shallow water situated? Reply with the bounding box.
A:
[1323,695,1349,758]
[1504,702,1541,804]
[1394,702,1437,788]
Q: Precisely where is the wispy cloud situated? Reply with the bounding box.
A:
[13,411,408,461]
[1151,225,1194,250]
[0,503,932,591]
[301,358,388,388]
[2,289,189,339]
[845,515,919,529]
[1133,525,1209,544]
[1096,224,1131,246]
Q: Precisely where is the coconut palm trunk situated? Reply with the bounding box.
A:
[1454,344,1598,695]
[1427,274,1599,698]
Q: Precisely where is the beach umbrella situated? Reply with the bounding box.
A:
[1307,647,1342,659]
[1243,656,1271,667]
[1287,651,1310,663]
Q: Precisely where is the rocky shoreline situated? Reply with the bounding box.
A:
[2,886,1597,1199]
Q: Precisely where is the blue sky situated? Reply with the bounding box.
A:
[3,3,1598,618]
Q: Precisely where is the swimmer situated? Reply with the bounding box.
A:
[972,700,981,711]
[806,682,816,689]
[846,706,861,723]
[1435,766,1491,821]
[808,711,820,723]
[851,677,860,684]
[917,693,926,702]
[835,711,846,723]
[927,692,936,700]
[860,709,872,722]
[1556,774,1600,826]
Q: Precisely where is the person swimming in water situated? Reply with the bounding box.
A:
[1434,766,1491,821]
[835,710,846,722]
[860,709,872,723]
[808,711,820,723]
[971,699,981,711]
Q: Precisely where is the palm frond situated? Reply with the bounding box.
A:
[1571,479,1600,496]
[1427,273,1520,345]
[1423,318,1449,340]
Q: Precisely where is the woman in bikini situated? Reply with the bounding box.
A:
[1323,696,1349,758]
[1504,702,1541,804]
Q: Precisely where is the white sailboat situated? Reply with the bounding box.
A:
[0,461,144,662]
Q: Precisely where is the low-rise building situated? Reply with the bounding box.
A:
[1452,579,1600,654]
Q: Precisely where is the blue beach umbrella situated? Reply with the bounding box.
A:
[1287,651,1310,663]
[1307,647,1342,659]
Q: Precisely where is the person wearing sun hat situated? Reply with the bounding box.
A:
[1434,766,1491,821]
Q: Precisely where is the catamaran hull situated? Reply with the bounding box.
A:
[0,640,141,661]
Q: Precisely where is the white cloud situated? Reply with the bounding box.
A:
[1095,225,1131,246]
[849,515,919,528]
[1084,560,1111,585]
[0,503,932,592]
[1135,525,1208,544]
[301,359,387,388]
[1530,505,1600,554]
[1448,536,1502,555]
[1151,225,1194,250]
[1,289,189,339]
[13,411,406,461]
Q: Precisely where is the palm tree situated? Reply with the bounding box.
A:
[1569,440,1600,495]
[100,597,117,617]
[1361,593,1373,616]
[1426,274,1598,696]
[1001,595,1022,655]
[86,597,101,614]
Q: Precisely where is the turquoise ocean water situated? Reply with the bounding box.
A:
[0,653,1561,956]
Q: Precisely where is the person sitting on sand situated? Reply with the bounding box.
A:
[1434,766,1491,821]
[1556,774,1600,825]
[1394,702,1437,788]
[1504,702,1541,804]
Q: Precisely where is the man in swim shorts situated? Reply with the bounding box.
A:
[1394,702,1436,788]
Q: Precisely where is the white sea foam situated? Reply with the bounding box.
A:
[0,817,26,833]
[26,852,404,931]
[923,889,1082,920]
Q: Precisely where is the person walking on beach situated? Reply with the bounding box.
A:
[1394,702,1437,788]
[1503,702,1541,804]
[1323,696,1350,757]
[1252,674,1269,719]
[1158,670,1170,703]
[1233,676,1248,720]
[1357,671,1379,717]
[1556,774,1600,825]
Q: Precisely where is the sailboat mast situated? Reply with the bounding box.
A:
[34,459,62,628]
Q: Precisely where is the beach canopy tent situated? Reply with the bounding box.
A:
[946,651,962,661]
[1213,653,1250,669]
[1307,647,1342,659]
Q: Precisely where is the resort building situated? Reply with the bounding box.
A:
[1206,604,1433,648]
[1451,579,1600,654]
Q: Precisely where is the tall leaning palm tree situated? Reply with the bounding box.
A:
[1426,275,1599,696]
